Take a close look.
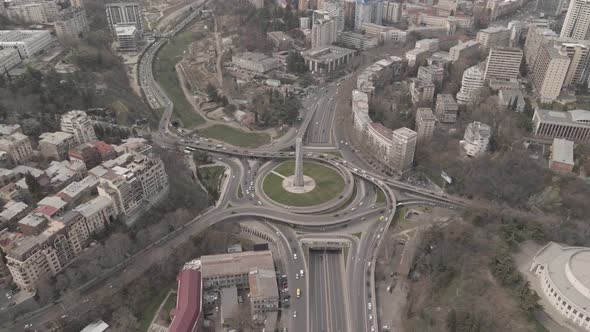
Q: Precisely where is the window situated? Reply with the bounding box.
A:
[568,305,572,310]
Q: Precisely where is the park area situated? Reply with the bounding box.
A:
[263,161,345,207]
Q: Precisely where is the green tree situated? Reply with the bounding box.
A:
[25,171,43,199]
[206,82,218,102]
[286,51,306,74]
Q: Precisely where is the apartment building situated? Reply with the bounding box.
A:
[73,196,115,235]
[410,78,435,104]
[524,25,559,73]
[415,108,436,146]
[319,0,344,33]
[405,47,430,67]
[435,93,459,123]
[54,7,89,39]
[483,47,523,82]
[200,251,275,289]
[417,65,444,88]
[68,143,102,169]
[549,138,574,173]
[0,30,53,59]
[531,44,571,103]
[312,10,336,48]
[361,23,406,43]
[248,268,280,312]
[382,0,401,23]
[559,41,590,88]
[39,131,76,160]
[338,31,379,50]
[449,40,480,63]
[5,0,59,24]
[560,0,590,40]
[301,45,356,73]
[0,48,22,72]
[60,110,97,145]
[476,27,511,51]
[461,121,491,157]
[231,52,281,73]
[390,127,417,173]
[0,132,33,165]
[354,0,384,30]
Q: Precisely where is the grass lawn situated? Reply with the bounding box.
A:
[263,161,345,207]
[153,29,205,128]
[155,291,177,326]
[376,187,386,203]
[137,287,171,332]
[197,125,270,148]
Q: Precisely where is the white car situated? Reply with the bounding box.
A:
[368,303,372,310]
[293,311,297,318]
[293,253,298,260]
[295,273,300,280]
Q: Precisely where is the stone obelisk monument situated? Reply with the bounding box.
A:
[294,137,304,187]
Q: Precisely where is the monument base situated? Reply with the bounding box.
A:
[282,175,316,193]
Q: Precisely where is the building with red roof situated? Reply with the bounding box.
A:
[169,260,203,332]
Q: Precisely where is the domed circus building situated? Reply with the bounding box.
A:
[531,242,590,330]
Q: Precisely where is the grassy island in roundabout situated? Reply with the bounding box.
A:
[262,161,345,207]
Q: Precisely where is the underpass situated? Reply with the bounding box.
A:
[309,248,347,332]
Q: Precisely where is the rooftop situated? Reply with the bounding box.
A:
[200,250,274,278]
[39,131,74,145]
[393,127,418,139]
[535,109,590,126]
[0,30,50,43]
[17,213,46,228]
[74,195,112,217]
[169,268,202,332]
[249,268,279,300]
[0,201,27,221]
[551,138,574,165]
[114,25,137,36]
[301,45,356,61]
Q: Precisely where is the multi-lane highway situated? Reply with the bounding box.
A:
[309,249,347,332]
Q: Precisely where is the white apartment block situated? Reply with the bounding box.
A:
[390,127,417,173]
[533,109,590,142]
[532,44,571,103]
[73,196,115,235]
[0,132,33,165]
[524,25,559,73]
[319,0,344,33]
[559,41,590,88]
[0,48,22,72]
[405,47,430,67]
[54,7,89,39]
[461,121,491,157]
[354,0,383,30]
[435,93,459,123]
[0,30,53,59]
[338,31,379,50]
[60,110,97,145]
[476,27,511,51]
[362,23,406,43]
[312,11,336,48]
[560,0,590,40]
[484,47,523,82]
[410,78,435,104]
[415,108,435,145]
[417,65,444,88]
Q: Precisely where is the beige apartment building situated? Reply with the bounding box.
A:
[55,7,89,39]
[532,44,571,103]
[476,27,511,51]
[390,127,417,173]
[60,110,97,145]
[533,109,590,142]
[200,251,275,289]
[449,40,480,63]
[0,132,33,165]
[39,131,76,160]
[484,47,523,82]
[435,93,459,123]
[312,10,336,48]
[560,0,590,40]
[415,108,436,146]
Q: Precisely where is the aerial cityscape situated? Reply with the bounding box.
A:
[0,0,589,331]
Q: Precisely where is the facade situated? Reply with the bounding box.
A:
[54,7,89,39]
[483,47,523,82]
[449,40,480,63]
[0,48,22,72]
[549,138,574,173]
[200,251,275,289]
[114,25,138,51]
[73,196,115,235]
[231,52,282,73]
[301,45,356,73]
[498,89,526,112]
[39,131,76,160]
[5,1,59,24]
[0,30,53,59]
[476,27,511,51]
[69,143,102,169]
[319,0,345,33]
[435,93,458,123]
[415,38,439,53]
[559,41,590,88]
[487,0,526,21]
[531,44,571,103]
[361,23,406,43]
[524,25,559,73]
[461,121,491,157]
[405,47,430,67]
[338,31,379,50]
[417,65,444,88]
[532,109,590,142]
[382,0,401,23]
[390,127,417,173]
[311,10,336,49]
[560,0,590,40]
[60,110,97,145]
[248,268,280,312]
[0,132,33,165]
[354,0,383,30]
[530,242,590,331]
[415,108,435,146]
[409,78,435,104]
[105,1,142,36]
